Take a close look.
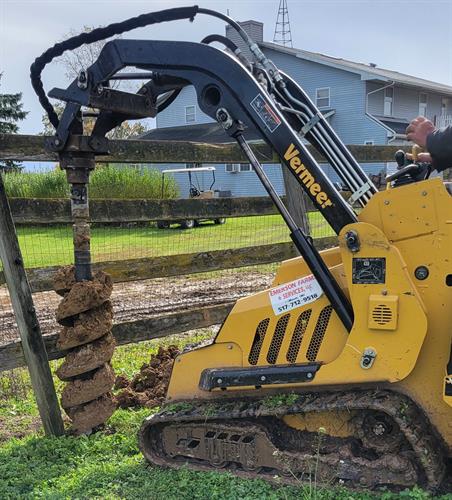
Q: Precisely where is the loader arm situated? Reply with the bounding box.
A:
[36,33,384,330]
[48,38,360,229]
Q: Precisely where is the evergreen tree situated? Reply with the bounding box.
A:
[0,73,28,172]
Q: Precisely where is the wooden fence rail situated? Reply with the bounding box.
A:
[0,239,336,292]
[0,134,410,164]
[0,303,233,372]
[9,196,285,224]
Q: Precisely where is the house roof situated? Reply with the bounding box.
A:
[140,122,261,144]
[260,41,452,96]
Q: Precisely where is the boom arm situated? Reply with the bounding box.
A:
[31,6,379,331]
[47,38,359,233]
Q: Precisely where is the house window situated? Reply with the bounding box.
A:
[185,105,196,123]
[364,140,374,145]
[316,88,330,108]
[384,87,393,116]
[418,93,427,117]
[225,163,238,173]
[441,97,450,115]
[225,163,252,173]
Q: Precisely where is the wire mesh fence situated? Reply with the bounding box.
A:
[14,213,332,269]
[0,157,335,359]
[0,208,335,351]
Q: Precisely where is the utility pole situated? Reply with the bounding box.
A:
[273,0,293,47]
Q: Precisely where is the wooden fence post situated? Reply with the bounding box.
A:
[0,175,64,436]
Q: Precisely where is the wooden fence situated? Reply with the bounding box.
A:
[0,195,335,370]
[0,134,411,374]
[0,133,415,435]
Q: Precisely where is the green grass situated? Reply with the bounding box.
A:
[3,165,179,199]
[0,330,216,441]
[0,335,449,499]
[1,409,443,500]
[15,213,333,269]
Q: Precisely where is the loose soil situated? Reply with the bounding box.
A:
[116,345,180,409]
[0,271,273,345]
[61,363,116,409]
[65,392,116,434]
[56,333,116,381]
[56,270,113,324]
[57,301,113,350]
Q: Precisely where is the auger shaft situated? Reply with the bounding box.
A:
[60,153,94,282]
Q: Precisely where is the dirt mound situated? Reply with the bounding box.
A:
[116,345,180,409]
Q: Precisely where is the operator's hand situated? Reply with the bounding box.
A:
[406,116,436,148]
[406,152,433,163]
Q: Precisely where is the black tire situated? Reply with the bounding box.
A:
[180,219,195,229]
[157,221,170,229]
[214,218,226,225]
[194,220,200,227]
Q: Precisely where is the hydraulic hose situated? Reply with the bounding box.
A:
[201,34,239,52]
[30,6,200,128]
[30,6,257,129]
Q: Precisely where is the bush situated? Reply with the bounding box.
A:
[3,165,179,200]
[4,169,67,198]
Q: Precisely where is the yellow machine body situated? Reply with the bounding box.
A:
[167,178,452,454]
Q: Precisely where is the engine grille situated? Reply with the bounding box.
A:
[249,304,334,366]
[248,318,270,365]
[286,309,312,363]
[306,305,333,362]
[266,314,290,364]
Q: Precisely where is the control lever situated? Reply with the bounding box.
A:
[386,145,430,184]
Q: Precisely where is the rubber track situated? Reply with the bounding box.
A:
[139,389,447,491]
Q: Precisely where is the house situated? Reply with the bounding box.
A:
[142,20,452,197]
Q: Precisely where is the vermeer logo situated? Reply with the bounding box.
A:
[284,143,333,209]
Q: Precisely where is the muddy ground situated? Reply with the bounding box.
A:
[0,271,274,345]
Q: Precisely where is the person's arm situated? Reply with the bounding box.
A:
[426,126,452,172]
[406,117,451,172]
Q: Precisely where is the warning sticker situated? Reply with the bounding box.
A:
[269,275,323,316]
[250,93,281,132]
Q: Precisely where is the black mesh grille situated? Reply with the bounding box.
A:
[286,309,312,363]
[306,305,333,362]
[248,318,270,365]
[266,314,290,364]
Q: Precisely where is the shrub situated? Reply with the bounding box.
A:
[3,165,179,199]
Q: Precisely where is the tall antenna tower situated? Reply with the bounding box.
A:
[273,0,293,47]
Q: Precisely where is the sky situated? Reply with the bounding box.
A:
[1,0,452,135]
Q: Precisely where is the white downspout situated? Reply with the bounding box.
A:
[365,81,397,143]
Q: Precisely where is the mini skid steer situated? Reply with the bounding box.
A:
[31,6,451,490]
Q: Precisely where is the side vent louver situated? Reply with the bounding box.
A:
[286,309,312,363]
[306,305,333,362]
[248,318,270,365]
[267,314,290,364]
[372,304,392,325]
